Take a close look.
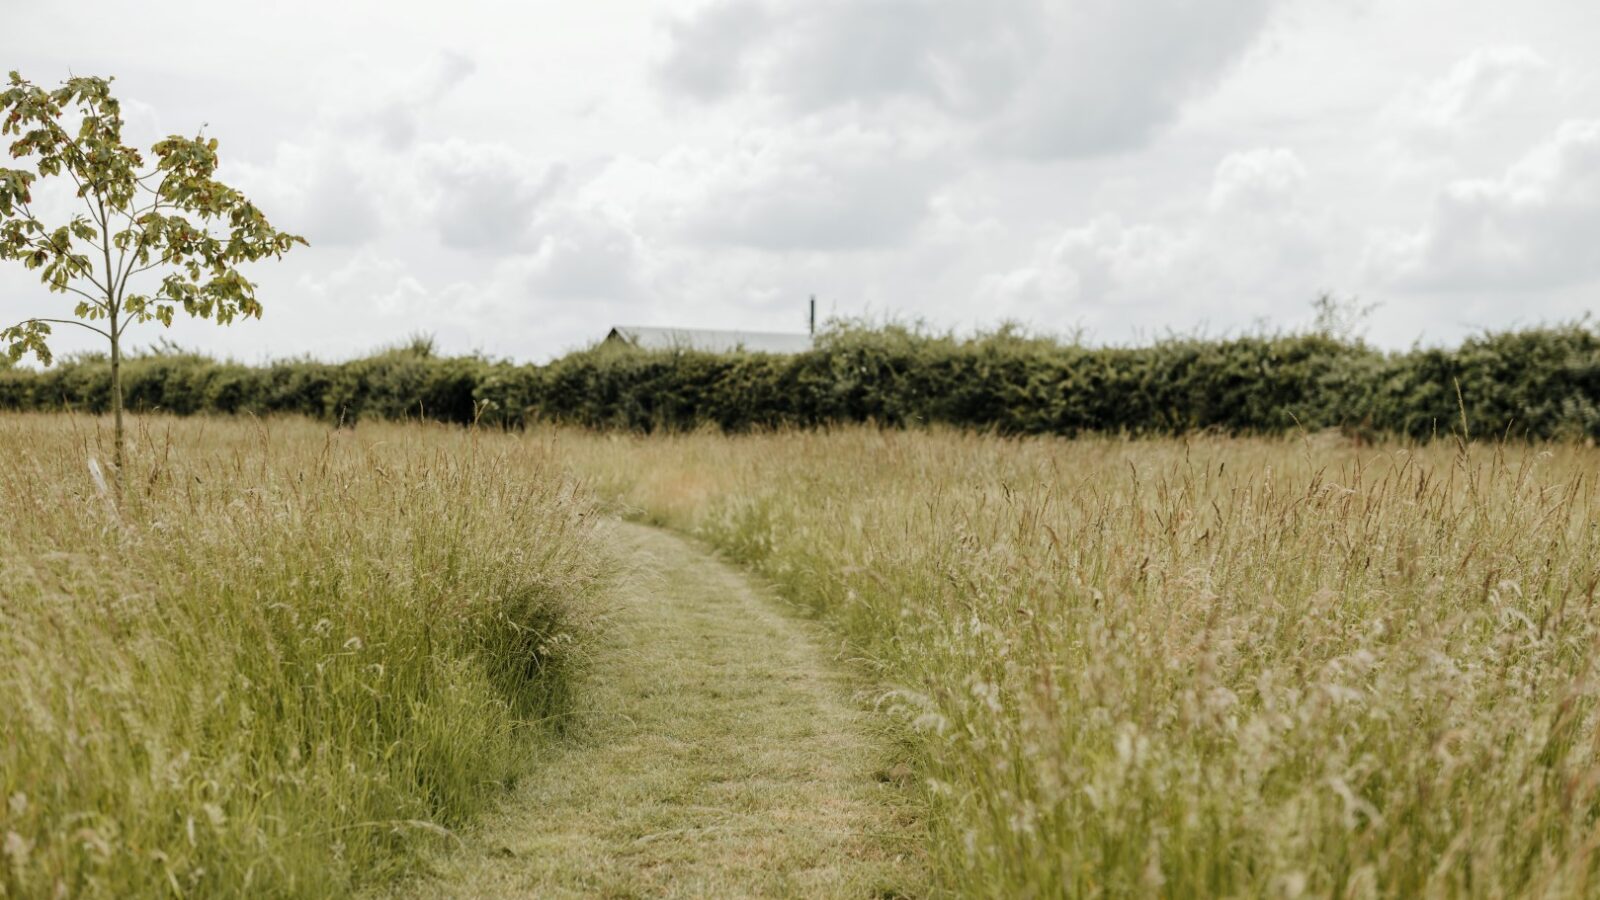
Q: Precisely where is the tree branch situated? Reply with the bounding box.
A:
[16,317,111,339]
[96,194,117,317]
[57,282,111,309]
[132,170,174,210]
[15,198,114,297]
[124,252,178,281]
[37,115,101,202]
[114,182,171,300]
[113,209,130,297]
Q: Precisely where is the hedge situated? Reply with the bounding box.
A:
[3,324,1598,440]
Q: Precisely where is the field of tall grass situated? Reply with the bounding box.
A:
[0,415,604,898]
[569,427,1600,897]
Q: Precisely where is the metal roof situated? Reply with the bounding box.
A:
[605,326,813,354]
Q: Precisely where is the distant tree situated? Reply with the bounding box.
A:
[1310,293,1379,343]
[0,72,304,484]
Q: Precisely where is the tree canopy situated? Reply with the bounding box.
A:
[0,71,304,473]
[1,72,305,365]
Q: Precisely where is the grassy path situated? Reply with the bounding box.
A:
[391,521,924,898]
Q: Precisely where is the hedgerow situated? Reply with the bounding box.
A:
[3,323,1598,439]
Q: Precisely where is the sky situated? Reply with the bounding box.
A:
[3,0,1599,362]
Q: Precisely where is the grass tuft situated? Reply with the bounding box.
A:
[0,414,604,898]
[571,426,1600,898]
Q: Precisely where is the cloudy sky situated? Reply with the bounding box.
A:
[4,0,1598,362]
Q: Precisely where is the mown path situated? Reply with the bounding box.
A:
[392,521,924,898]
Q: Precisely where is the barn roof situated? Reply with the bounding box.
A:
[604,326,813,354]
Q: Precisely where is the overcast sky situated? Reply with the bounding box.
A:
[4,0,1599,361]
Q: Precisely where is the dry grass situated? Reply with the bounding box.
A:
[566,427,1600,898]
[0,414,605,898]
[393,522,924,898]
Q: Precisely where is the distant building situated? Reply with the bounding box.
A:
[601,325,813,355]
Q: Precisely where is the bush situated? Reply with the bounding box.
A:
[3,323,1599,439]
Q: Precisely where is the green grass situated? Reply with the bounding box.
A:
[568,427,1600,898]
[391,522,924,898]
[12,412,1600,897]
[0,414,605,898]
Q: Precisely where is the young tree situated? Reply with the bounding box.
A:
[0,72,305,480]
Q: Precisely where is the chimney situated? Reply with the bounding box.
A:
[809,295,816,336]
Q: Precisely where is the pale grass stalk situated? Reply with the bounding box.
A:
[0,414,606,898]
[566,426,1600,898]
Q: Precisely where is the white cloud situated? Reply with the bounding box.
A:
[6,0,1600,361]
[1368,45,1577,195]
[224,51,489,250]
[1396,46,1554,135]
[524,210,649,303]
[657,0,1282,159]
[665,126,947,251]
[981,147,1327,331]
[1371,119,1600,290]
[294,151,386,247]
[987,0,1281,158]
[659,0,1027,112]
[1209,147,1309,213]
[299,251,430,317]
[979,217,1182,321]
[656,0,773,100]
[418,140,563,252]
[220,140,389,248]
[331,51,478,151]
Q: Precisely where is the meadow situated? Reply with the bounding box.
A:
[568,427,1600,898]
[0,415,604,898]
[7,409,1600,898]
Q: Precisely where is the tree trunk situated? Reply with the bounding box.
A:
[99,200,125,497]
[110,313,124,493]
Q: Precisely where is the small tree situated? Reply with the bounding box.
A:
[1310,293,1379,343]
[0,72,304,481]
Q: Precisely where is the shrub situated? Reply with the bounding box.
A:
[2,323,1598,439]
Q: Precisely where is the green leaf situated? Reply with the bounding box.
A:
[1,70,304,369]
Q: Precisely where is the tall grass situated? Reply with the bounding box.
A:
[569,427,1600,897]
[0,414,604,897]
